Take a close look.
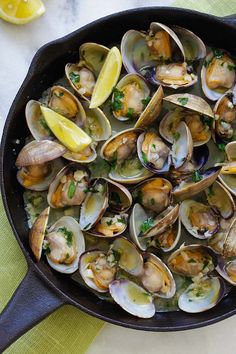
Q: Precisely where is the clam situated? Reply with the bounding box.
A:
[121,22,198,89]
[17,158,64,191]
[100,128,152,184]
[82,101,111,141]
[205,181,235,219]
[218,142,236,197]
[104,178,132,213]
[171,121,193,169]
[79,178,108,231]
[139,204,180,239]
[132,177,172,213]
[88,212,128,238]
[217,257,236,286]
[172,166,221,201]
[79,250,117,292]
[137,131,171,173]
[65,42,109,101]
[222,217,236,257]
[16,140,67,167]
[160,93,213,147]
[141,253,176,298]
[178,276,225,313]
[29,208,85,273]
[25,100,53,140]
[111,237,144,276]
[179,200,219,239]
[167,244,217,278]
[214,89,236,141]
[129,203,150,251]
[109,279,155,318]
[48,86,86,127]
[47,163,90,208]
[63,144,97,164]
[201,49,236,101]
[152,218,181,252]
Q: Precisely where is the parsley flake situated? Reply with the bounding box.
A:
[140,218,154,234]
[141,96,151,108]
[58,227,73,246]
[69,72,80,85]
[218,143,226,151]
[192,171,203,183]
[177,97,188,106]
[126,107,134,119]
[173,131,180,141]
[68,180,76,199]
[110,87,124,112]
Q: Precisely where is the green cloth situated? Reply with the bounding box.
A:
[1,1,236,353]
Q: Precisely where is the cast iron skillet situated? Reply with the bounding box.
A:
[1,7,236,351]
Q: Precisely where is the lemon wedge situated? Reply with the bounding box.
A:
[40,106,92,153]
[89,46,122,109]
[0,0,45,25]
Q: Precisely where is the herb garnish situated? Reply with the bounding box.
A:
[58,227,73,246]
[152,144,156,149]
[202,116,213,127]
[39,118,51,133]
[218,143,226,151]
[42,242,51,255]
[192,171,203,183]
[106,219,113,226]
[177,97,188,106]
[117,216,126,224]
[228,64,236,71]
[140,218,154,234]
[110,87,124,112]
[68,180,76,199]
[213,48,224,59]
[126,107,134,119]
[187,258,197,263]
[83,187,99,194]
[69,72,80,85]
[141,96,151,108]
[141,151,148,164]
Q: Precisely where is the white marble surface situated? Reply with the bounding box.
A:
[1,1,236,354]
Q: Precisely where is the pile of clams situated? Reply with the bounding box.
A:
[16,21,236,319]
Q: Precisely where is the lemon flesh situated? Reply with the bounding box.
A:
[0,0,45,24]
[40,106,92,153]
[89,46,122,109]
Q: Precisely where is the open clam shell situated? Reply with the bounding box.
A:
[79,178,108,231]
[178,276,225,313]
[141,253,176,298]
[46,216,85,274]
[217,257,236,286]
[63,144,97,164]
[111,237,144,276]
[86,212,128,238]
[109,279,155,318]
[26,100,53,140]
[48,86,87,128]
[17,158,64,191]
[167,244,218,278]
[79,250,117,293]
[205,181,235,219]
[171,121,193,169]
[104,178,132,213]
[29,206,50,262]
[132,177,173,214]
[140,204,180,239]
[129,203,150,251]
[201,50,236,101]
[111,73,150,122]
[137,131,171,174]
[179,199,219,239]
[153,217,181,252]
[79,42,109,76]
[225,141,236,161]
[172,166,221,201]
[223,217,236,257]
[16,140,67,167]
[47,163,90,208]
[100,128,153,184]
[82,101,111,141]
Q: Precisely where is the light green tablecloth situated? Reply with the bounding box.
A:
[1,1,236,353]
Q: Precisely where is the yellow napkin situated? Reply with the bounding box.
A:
[1,1,236,353]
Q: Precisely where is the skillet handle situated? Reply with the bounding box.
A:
[222,14,236,28]
[0,267,65,352]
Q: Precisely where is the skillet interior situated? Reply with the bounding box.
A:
[1,7,236,331]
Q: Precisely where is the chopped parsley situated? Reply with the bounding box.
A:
[106,219,113,226]
[39,118,51,132]
[111,191,122,205]
[140,218,154,234]
[218,143,226,151]
[42,242,51,255]
[67,180,76,199]
[177,97,188,106]
[141,151,148,164]
[152,144,156,149]
[192,171,203,183]
[213,48,224,59]
[126,107,134,119]
[202,116,213,127]
[117,216,126,224]
[228,64,236,71]
[83,187,99,194]
[173,131,180,141]
[141,96,151,108]
[69,71,80,85]
[187,258,197,263]
[58,227,73,246]
[110,87,124,112]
